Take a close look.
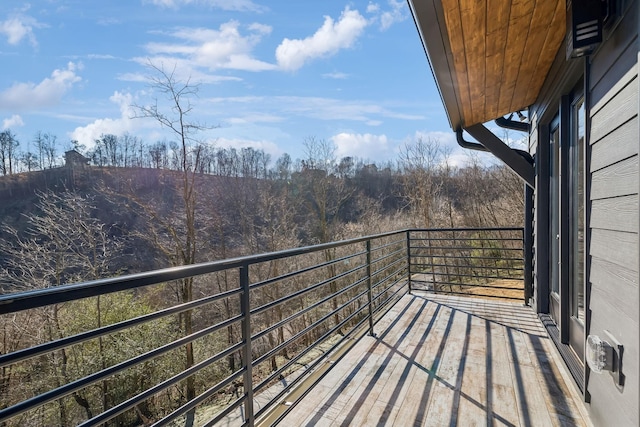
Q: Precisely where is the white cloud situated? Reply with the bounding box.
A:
[140,21,275,74]
[248,23,271,34]
[412,130,455,148]
[143,0,266,13]
[280,96,423,122]
[380,0,407,30]
[367,3,380,13]
[0,62,81,110]
[331,132,390,160]
[223,54,274,71]
[69,91,143,148]
[87,54,117,60]
[0,15,43,47]
[208,95,424,123]
[226,113,284,124]
[117,72,150,83]
[322,72,349,79]
[2,114,23,130]
[119,68,242,84]
[367,0,407,30]
[275,7,368,71]
[97,17,122,26]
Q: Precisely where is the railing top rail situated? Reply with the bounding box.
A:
[0,229,408,314]
[409,227,523,233]
[0,227,523,315]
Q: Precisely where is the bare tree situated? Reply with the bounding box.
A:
[1,190,125,425]
[43,133,58,169]
[0,130,19,175]
[98,134,119,166]
[295,138,357,326]
[120,133,141,167]
[273,153,292,180]
[298,137,354,244]
[21,151,38,172]
[132,62,215,427]
[398,137,449,228]
[34,131,46,170]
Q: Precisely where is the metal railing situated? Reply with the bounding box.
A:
[0,227,525,427]
[408,228,526,300]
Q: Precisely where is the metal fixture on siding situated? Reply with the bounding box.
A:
[586,331,624,386]
[586,335,612,372]
[566,0,604,58]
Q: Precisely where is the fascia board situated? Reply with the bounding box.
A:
[407,0,463,130]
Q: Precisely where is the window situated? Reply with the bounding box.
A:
[571,97,585,324]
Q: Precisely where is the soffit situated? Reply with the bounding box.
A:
[409,0,566,129]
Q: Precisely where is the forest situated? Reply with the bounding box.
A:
[0,138,524,426]
[0,136,523,286]
[0,69,525,426]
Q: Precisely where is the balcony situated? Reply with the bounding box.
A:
[0,228,589,426]
[275,294,588,426]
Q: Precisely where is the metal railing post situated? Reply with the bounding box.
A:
[406,230,412,294]
[240,264,254,426]
[524,184,534,306]
[366,240,374,336]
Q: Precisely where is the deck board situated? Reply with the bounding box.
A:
[277,293,591,426]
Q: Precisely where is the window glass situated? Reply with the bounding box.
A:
[550,125,560,294]
[572,97,585,323]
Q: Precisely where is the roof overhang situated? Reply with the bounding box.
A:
[408,0,566,130]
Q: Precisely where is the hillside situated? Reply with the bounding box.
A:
[0,157,524,294]
[0,166,214,283]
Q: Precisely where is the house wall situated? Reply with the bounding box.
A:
[529,1,639,425]
[586,1,638,424]
[529,35,583,315]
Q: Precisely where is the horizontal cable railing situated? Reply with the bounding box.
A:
[408,227,525,301]
[0,227,524,427]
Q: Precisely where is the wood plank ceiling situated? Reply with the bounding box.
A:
[437,0,566,128]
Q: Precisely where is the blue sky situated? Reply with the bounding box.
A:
[0,0,469,165]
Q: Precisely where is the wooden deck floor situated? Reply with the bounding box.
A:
[278,292,591,427]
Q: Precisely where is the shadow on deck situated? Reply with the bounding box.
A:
[277,293,590,426]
